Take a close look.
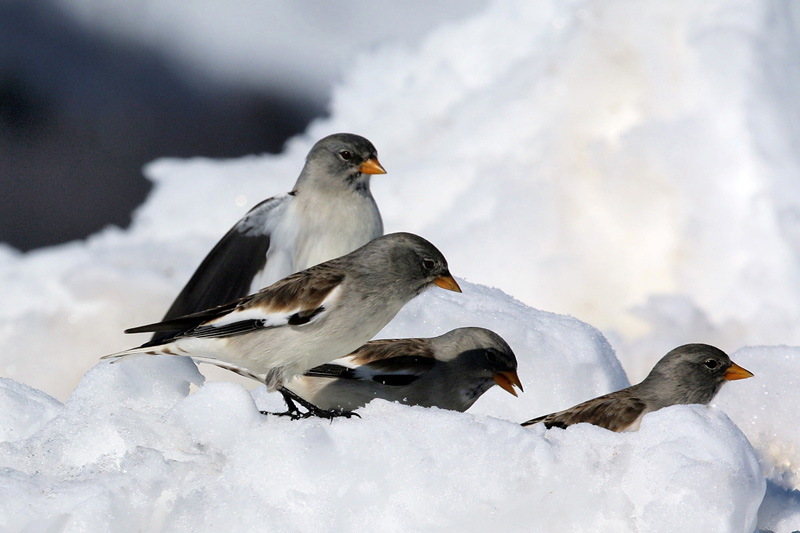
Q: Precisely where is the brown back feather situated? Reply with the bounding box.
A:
[247,262,346,313]
[522,390,646,432]
[347,338,436,367]
[127,262,345,337]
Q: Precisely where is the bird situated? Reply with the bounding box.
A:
[272,327,523,414]
[104,233,462,417]
[155,133,386,339]
[521,343,753,432]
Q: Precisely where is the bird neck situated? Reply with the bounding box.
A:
[294,163,373,197]
[638,371,721,408]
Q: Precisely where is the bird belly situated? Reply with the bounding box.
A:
[285,375,377,412]
[212,311,394,390]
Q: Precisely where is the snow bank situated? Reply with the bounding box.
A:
[0,273,767,531]
[715,346,800,491]
[0,357,764,532]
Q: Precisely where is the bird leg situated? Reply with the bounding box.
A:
[259,388,306,419]
[260,387,360,420]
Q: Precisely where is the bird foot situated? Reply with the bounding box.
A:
[259,387,360,421]
[259,407,360,420]
[259,408,306,420]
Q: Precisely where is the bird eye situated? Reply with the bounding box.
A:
[422,258,435,270]
[340,150,353,160]
[703,359,719,369]
[485,349,501,365]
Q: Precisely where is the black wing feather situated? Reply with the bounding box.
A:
[152,195,282,341]
[129,300,241,335]
[189,319,268,338]
[130,299,242,347]
[371,374,421,386]
[160,227,271,323]
[304,364,357,379]
[302,363,422,386]
[303,356,434,386]
[287,306,326,326]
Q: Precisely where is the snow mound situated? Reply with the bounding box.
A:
[0,358,764,532]
[716,346,800,491]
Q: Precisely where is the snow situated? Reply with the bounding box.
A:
[0,356,765,532]
[716,347,800,492]
[3,0,800,530]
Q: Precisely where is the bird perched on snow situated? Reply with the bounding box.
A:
[521,343,752,432]
[156,133,386,338]
[104,233,461,407]
[276,327,523,414]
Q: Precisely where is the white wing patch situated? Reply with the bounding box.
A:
[324,355,362,370]
[236,194,290,236]
[204,284,344,331]
[205,306,293,330]
[332,355,424,381]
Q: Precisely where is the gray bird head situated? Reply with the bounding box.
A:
[437,327,523,397]
[295,133,386,193]
[640,343,753,407]
[351,232,461,297]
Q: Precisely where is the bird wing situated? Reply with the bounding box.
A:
[304,338,437,386]
[157,195,288,325]
[125,263,346,343]
[522,391,646,432]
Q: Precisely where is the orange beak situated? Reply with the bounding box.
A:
[723,362,754,381]
[433,274,461,293]
[359,157,386,175]
[493,370,524,397]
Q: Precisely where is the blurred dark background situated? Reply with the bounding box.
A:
[0,1,322,251]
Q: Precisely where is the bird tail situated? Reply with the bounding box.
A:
[100,344,180,363]
[520,415,547,427]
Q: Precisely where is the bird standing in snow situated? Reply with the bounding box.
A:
[275,327,523,413]
[104,233,462,417]
[156,133,386,338]
[521,343,753,432]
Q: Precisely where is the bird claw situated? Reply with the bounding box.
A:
[259,407,360,421]
[309,407,360,420]
[259,387,360,421]
[259,408,305,420]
